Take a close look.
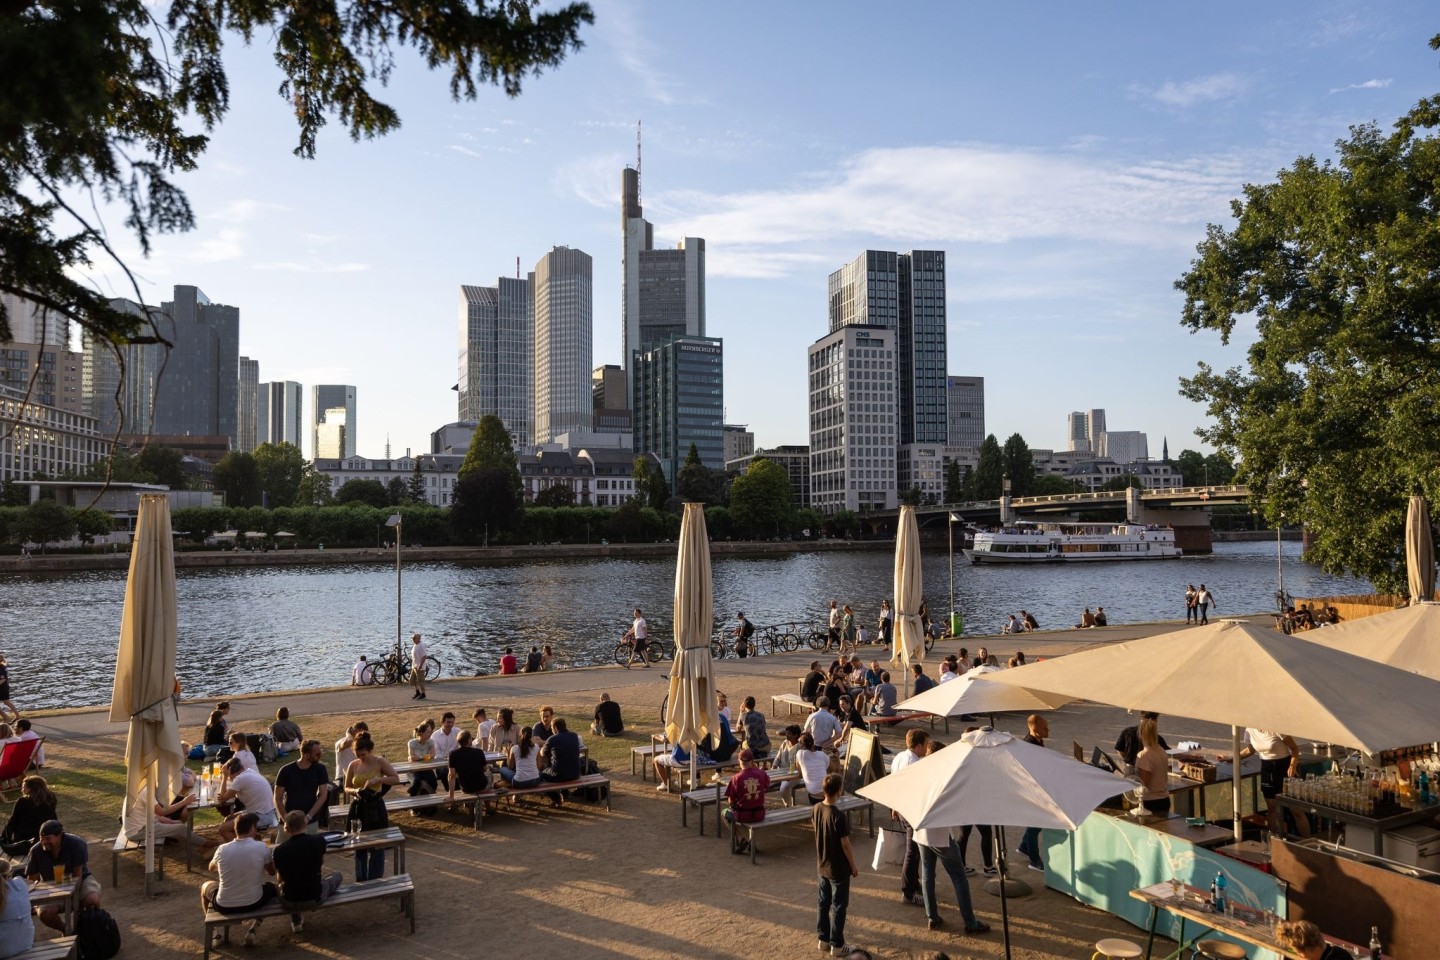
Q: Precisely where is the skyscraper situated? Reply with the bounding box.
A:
[808,325,898,515]
[632,335,724,487]
[592,364,631,433]
[1066,408,1107,452]
[532,246,593,445]
[313,384,357,459]
[159,285,240,443]
[315,408,347,459]
[621,166,705,384]
[238,357,259,452]
[1,292,70,347]
[457,278,532,449]
[258,381,303,447]
[947,375,985,450]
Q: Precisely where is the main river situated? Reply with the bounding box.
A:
[1,541,1367,708]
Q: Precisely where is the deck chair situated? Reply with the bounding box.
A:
[0,739,40,798]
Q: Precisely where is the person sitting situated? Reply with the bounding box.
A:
[499,728,543,790]
[405,723,440,806]
[350,655,371,686]
[226,731,257,773]
[1,776,55,856]
[273,810,341,935]
[837,695,867,742]
[802,698,842,753]
[446,731,491,800]
[217,756,279,832]
[333,722,368,788]
[800,661,826,704]
[699,712,740,765]
[523,646,543,673]
[0,854,33,958]
[1273,920,1351,960]
[269,708,303,754]
[499,647,518,675]
[735,696,769,759]
[487,707,520,755]
[430,712,460,764]
[472,708,496,748]
[724,750,770,855]
[1094,607,1108,627]
[1076,608,1098,628]
[1021,611,1039,631]
[937,661,955,684]
[203,710,228,759]
[590,693,624,738]
[870,672,898,717]
[530,706,556,744]
[539,717,583,806]
[1001,615,1019,635]
[1014,651,1027,666]
[771,725,803,773]
[27,821,101,932]
[540,644,556,670]
[911,663,936,695]
[780,733,831,806]
[200,812,277,948]
[12,721,41,770]
[122,769,193,843]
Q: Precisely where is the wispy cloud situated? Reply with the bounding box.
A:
[449,144,481,158]
[1134,72,1246,107]
[1328,78,1392,95]
[599,3,698,106]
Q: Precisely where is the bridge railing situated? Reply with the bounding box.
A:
[879,485,1253,517]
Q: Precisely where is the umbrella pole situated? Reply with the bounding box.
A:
[145,771,156,897]
[1232,726,1242,842]
[996,825,1013,960]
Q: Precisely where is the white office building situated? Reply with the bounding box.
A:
[533,246,593,445]
[808,324,897,515]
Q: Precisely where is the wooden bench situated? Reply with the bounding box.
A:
[11,937,76,960]
[112,830,187,886]
[771,693,813,717]
[655,755,742,793]
[681,771,803,837]
[326,775,612,830]
[739,795,875,864]
[203,874,415,960]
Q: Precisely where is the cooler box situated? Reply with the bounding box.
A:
[1382,824,1440,872]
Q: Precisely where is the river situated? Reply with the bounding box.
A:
[0,541,1367,708]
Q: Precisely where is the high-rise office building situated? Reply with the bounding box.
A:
[592,364,631,433]
[828,250,947,446]
[312,384,357,459]
[258,381,303,447]
[237,357,259,453]
[533,246,593,445]
[1066,408,1107,452]
[457,278,532,449]
[83,304,156,436]
[621,166,705,387]
[1,293,70,347]
[631,336,724,487]
[723,424,754,463]
[807,325,898,515]
[1096,430,1148,464]
[158,285,240,443]
[947,375,985,450]
[315,408,347,459]
[0,342,83,414]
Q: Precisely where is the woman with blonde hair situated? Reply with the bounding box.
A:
[1273,920,1349,960]
[1134,717,1171,814]
[0,854,33,958]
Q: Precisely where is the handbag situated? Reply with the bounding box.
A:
[871,827,906,870]
[348,790,389,832]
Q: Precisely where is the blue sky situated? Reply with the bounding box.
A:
[80,2,1440,460]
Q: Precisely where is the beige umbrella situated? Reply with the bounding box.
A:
[894,665,1073,719]
[108,494,184,893]
[664,503,720,788]
[891,505,926,695]
[1407,495,1435,604]
[1302,600,1440,680]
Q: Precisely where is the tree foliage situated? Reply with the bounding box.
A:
[728,457,793,537]
[450,466,522,543]
[0,0,592,347]
[965,435,1005,500]
[1173,449,1237,487]
[293,467,334,507]
[336,478,390,508]
[676,442,723,504]
[213,451,261,507]
[1176,35,1440,590]
[458,415,523,503]
[1033,474,1083,496]
[633,455,668,510]
[943,459,964,503]
[253,442,305,508]
[533,484,575,508]
[136,444,188,490]
[1001,434,1035,497]
[406,460,427,504]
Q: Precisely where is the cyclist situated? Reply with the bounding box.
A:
[622,608,650,670]
[733,612,755,658]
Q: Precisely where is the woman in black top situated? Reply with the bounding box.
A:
[1,776,55,855]
[203,710,228,758]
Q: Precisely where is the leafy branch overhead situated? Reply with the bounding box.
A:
[1175,32,1440,592]
[0,0,593,345]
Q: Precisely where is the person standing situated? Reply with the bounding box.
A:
[890,728,929,906]
[827,600,841,652]
[272,740,331,830]
[624,609,650,669]
[1196,585,1216,625]
[1016,715,1049,871]
[916,741,990,935]
[840,604,857,657]
[814,773,859,957]
[733,612,754,658]
[408,633,428,700]
[1185,584,1198,624]
[1239,728,1303,837]
[1134,718,1171,815]
[877,600,893,648]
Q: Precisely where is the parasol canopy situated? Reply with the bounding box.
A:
[894,665,1073,718]
[1301,600,1440,681]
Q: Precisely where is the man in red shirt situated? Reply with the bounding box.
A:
[499,647,518,675]
[724,749,771,855]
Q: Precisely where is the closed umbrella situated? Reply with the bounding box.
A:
[891,505,926,696]
[894,665,1073,719]
[1407,495,1435,604]
[108,494,184,894]
[664,503,720,790]
[859,727,1132,960]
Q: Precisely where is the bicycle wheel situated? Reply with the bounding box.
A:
[425,657,442,681]
[659,693,669,726]
[807,630,828,651]
[646,642,664,664]
[363,661,383,685]
[710,637,727,659]
[781,626,801,652]
[923,634,935,653]
[614,643,633,666]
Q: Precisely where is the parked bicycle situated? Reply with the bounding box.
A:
[367,650,442,686]
[613,632,663,667]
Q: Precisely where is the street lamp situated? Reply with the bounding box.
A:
[385,513,403,667]
[947,512,962,637]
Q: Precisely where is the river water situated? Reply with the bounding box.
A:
[1,541,1366,708]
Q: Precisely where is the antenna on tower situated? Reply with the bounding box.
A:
[517,256,520,280]
[385,434,391,460]
[636,119,642,200]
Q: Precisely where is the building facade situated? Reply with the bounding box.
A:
[0,384,105,483]
[620,166,705,389]
[946,375,985,451]
[258,381,303,448]
[722,424,754,464]
[1067,408,1107,453]
[157,285,240,444]
[458,279,532,449]
[631,335,724,486]
[807,324,897,516]
[591,364,631,433]
[1,293,70,346]
[312,385,357,459]
[533,246,593,445]
[1096,430,1149,464]
[0,342,83,414]
[1063,458,1182,493]
[237,357,259,453]
[727,445,811,509]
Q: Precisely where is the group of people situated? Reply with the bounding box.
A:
[1184,584,1217,624]
[498,644,555,675]
[999,611,1039,634]
[1283,602,1340,631]
[1075,606,1108,629]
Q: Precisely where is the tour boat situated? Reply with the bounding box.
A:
[962,520,1182,564]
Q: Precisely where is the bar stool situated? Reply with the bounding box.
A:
[1092,939,1143,960]
[1194,941,1246,960]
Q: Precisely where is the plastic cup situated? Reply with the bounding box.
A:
[51,865,64,884]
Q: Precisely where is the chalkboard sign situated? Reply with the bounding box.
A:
[842,728,883,794]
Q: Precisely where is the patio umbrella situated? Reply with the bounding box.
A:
[892,505,926,697]
[894,665,1073,719]
[1302,600,1440,681]
[664,503,720,790]
[1407,495,1435,604]
[108,494,184,894]
[859,727,1132,960]
[985,619,1440,837]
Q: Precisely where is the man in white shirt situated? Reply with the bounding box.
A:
[15,719,44,767]
[1240,728,1303,836]
[889,728,929,906]
[827,600,841,651]
[472,708,496,748]
[351,656,372,686]
[802,698,842,752]
[938,661,956,684]
[201,812,277,947]
[409,633,428,700]
[219,758,279,831]
[430,712,460,762]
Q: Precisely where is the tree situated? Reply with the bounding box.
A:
[213,451,261,507]
[633,456,668,511]
[901,486,922,506]
[252,442,305,508]
[533,484,575,508]
[450,467,522,544]
[74,507,114,544]
[1002,434,1036,497]
[1033,474,1082,496]
[0,480,26,507]
[1175,36,1440,590]
[728,457,794,538]
[943,459,964,503]
[1,0,592,350]
[1174,449,1237,487]
[335,478,391,508]
[78,448,149,484]
[966,435,1005,500]
[16,498,75,547]
[676,443,715,503]
[293,467,334,507]
[386,477,408,506]
[459,415,523,503]
[1101,474,1142,492]
[406,460,427,504]
[136,444,187,490]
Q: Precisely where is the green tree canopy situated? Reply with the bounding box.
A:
[1033,474,1083,496]
[728,457,794,538]
[293,467,334,507]
[943,459,964,503]
[533,484,575,508]
[213,451,261,508]
[1173,449,1237,487]
[406,460,427,504]
[335,478,391,508]
[966,435,1005,500]
[135,444,187,490]
[459,415,523,503]
[450,466,522,544]
[1176,35,1440,590]
[1002,434,1036,497]
[633,455,668,510]
[253,442,305,508]
[1101,474,1142,492]
[16,498,74,546]
[0,0,592,348]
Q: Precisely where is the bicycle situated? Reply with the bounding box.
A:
[613,635,663,667]
[367,651,443,685]
[805,625,831,651]
[709,634,730,659]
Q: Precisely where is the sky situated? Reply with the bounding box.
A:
[75,2,1440,461]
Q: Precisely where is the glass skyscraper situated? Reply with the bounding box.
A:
[533,246,593,445]
[313,384,357,459]
[457,277,533,449]
[632,336,724,487]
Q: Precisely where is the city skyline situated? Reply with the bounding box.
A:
[59,4,1440,460]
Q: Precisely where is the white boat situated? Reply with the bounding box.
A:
[962,520,1182,564]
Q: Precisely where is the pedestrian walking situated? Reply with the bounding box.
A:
[1184,584,1197,624]
[1197,585,1216,625]
[877,600,893,648]
[409,633,428,700]
[814,773,858,957]
[827,600,841,652]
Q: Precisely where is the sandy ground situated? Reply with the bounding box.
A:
[35,619,1261,960]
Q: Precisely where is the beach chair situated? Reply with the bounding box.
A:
[0,739,40,798]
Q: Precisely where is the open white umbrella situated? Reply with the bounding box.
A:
[664,503,720,789]
[859,728,1132,960]
[891,505,926,696]
[894,665,1073,719]
[985,619,1440,838]
[1407,495,1435,604]
[1302,600,1440,680]
[108,494,184,894]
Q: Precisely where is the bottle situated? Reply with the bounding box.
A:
[1209,876,1218,912]
[1213,872,1227,915]
[1370,925,1382,960]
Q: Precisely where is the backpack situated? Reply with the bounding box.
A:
[254,734,279,764]
[76,905,121,960]
[576,758,607,803]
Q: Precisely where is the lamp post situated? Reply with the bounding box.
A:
[1276,516,1286,612]
[385,513,403,667]
[947,512,962,637]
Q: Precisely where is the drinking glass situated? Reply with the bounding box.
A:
[51,865,64,884]
[1169,877,1182,899]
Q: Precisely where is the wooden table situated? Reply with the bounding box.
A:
[1128,813,1237,850]
[27,878,79,934]
[1129,884,1391,960]
[323,826,406,874]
